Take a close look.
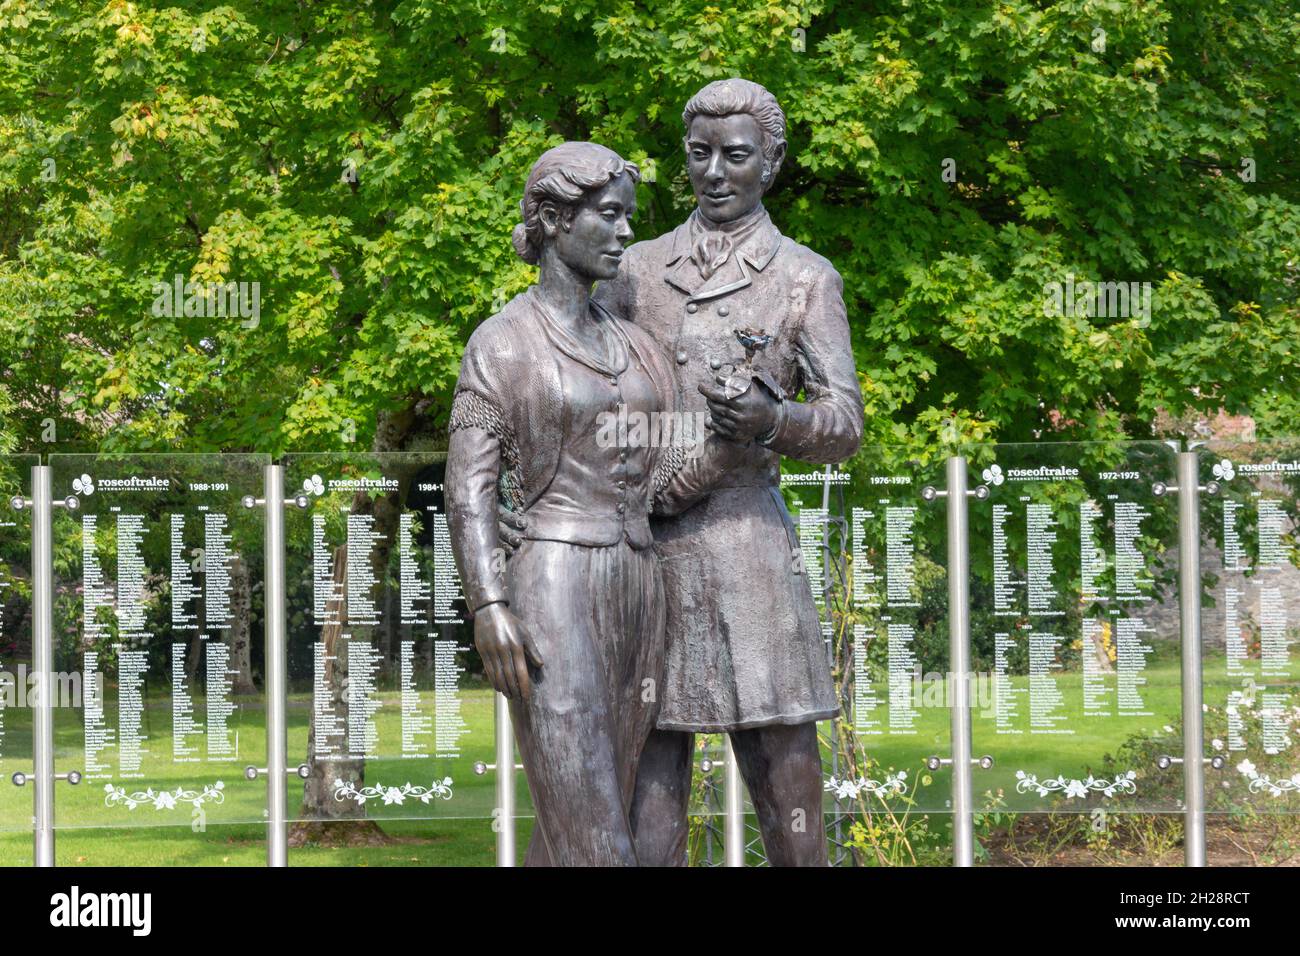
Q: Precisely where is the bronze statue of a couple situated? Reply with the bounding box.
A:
[446,78,863,866]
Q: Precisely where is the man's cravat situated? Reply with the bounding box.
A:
[687,205,768,281]
[693,232,734,280]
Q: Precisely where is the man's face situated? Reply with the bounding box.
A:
[551,172,636,281]
[685,113,769,223]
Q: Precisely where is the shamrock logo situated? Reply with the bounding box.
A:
[302,474,325,496]
[72,474,94,496]
[1211,458,1235,482]
[981,464,1004,486]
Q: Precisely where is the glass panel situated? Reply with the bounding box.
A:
[283,453,508,840]
[785,449,952,828]
[656,449,951,866]
[967,441,1183,812]
[1199,440,1300,812]
[0,456,37,837]
[49,454,270,828]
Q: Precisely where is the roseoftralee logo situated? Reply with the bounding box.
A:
[981,464,1004,486]
[72,474,94,496]
[302,474,325,496]
[1212,458,1235,482]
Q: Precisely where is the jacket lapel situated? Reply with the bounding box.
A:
[662,212,784,303]
[513,305,565,512]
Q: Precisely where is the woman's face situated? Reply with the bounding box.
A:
[549,172,636,281]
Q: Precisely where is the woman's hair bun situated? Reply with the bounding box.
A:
[511,221,539,265]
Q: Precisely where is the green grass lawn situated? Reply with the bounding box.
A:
[0,684,519,832]
[821,654,1189,814]
[970,653,1185,810]
[1,651,1293,865]
[0,817,534,866]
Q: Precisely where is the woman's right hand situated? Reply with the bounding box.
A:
[474,602,544,700]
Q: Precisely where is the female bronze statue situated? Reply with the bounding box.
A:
[445,141,728,865]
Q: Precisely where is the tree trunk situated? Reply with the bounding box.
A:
[289,405,424,844]
[185,588,204,683]
[291,526,388,844]
[228,554,257,694]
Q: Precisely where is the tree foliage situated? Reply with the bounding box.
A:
[1,0,1297,458]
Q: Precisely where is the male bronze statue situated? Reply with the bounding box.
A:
[593,78,864,866]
